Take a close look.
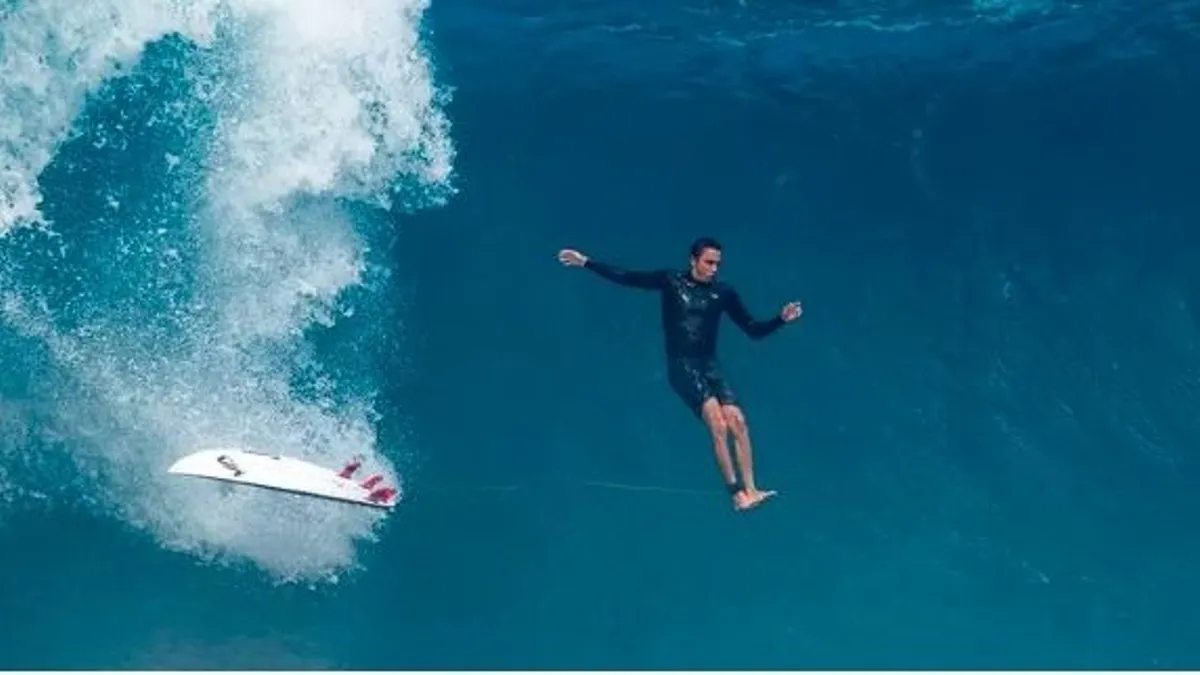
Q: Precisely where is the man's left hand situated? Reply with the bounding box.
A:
[780,300,803,322]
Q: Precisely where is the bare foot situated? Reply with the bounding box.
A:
[734,488,777,511]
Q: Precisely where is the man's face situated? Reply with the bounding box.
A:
[690,247,721,283]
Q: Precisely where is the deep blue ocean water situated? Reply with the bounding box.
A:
[2,0,1200,668]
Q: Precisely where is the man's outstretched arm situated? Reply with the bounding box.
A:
[558,248,666,290]
[724,288,801,339]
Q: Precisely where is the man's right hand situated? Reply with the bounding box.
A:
[557,249,588,267]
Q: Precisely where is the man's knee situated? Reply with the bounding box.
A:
[721,404,747,436]
[701,399,728,436]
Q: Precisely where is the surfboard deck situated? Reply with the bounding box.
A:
[167,448,397,510]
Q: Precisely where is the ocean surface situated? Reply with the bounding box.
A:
[2,0,1199,668]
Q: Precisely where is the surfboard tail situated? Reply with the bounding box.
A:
[339,459,362,479]
[367,487,397,505]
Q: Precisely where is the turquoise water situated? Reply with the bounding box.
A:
[2,0,1200,668]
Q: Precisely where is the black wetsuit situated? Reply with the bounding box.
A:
[584,259,786,416]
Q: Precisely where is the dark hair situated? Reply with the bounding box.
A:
[689,237,722,258]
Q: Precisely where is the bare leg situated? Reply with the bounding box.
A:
[722,404,775,510]
[700,398,740,506]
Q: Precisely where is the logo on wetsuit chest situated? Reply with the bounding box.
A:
[680,286,719,309]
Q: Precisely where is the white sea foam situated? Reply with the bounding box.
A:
[0,0,453,582]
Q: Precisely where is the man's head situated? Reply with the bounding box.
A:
[688,236,722,283]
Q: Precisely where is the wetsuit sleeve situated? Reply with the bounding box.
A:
[583,259,667,290]
[724,288,786,339]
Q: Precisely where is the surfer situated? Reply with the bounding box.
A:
[557,237,802,511]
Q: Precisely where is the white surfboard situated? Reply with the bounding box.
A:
[167,448,398,510]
